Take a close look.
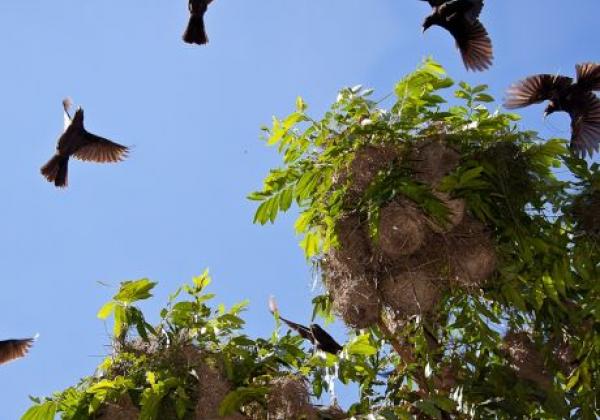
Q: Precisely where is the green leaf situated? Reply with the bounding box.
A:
[115,278,156,304]
[97,301,117,320]
[21,402,57,420]
[218,387,269,416]
[346,334,376,356]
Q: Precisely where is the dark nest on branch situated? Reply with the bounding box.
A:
[96,395,139,420]
[321,139,499,328]
[264,376,318,420]
[502,331,553,391]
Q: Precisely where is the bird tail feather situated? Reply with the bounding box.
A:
[41,155,69,188]
[183,14,208,45]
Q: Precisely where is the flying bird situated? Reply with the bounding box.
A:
[41,99,129,188]
[183,0,213,45]
[504,63,600,157]
[420,0,493,72]
[269,296,343,355]
[0,338,35,365]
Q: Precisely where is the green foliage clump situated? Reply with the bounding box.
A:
[251,59,600,418]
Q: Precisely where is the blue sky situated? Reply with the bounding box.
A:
[0,0,598,417]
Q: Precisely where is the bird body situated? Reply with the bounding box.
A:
[0,338,34,365]
[505,63,600,157]
[41,100,129,188]
[268,296,342,355]
[421,0,493,71]
[183,0,213,45]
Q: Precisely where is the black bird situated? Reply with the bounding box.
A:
[420,0,493,72]
[183,0,213,45]
[504,63,600,158]
[41,99,129,188]
[269,297,343,355]
[0,338,34,365]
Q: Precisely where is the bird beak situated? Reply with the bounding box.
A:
[543,111,549,118]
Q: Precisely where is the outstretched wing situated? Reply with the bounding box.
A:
[451,20,493,72]
[0,338,34,365]
[504,74,573,109]
[420,0,448,7]
[310,324,343,354]
[570,93,600,158]
[279,317,315,344]
[443,0,484,21]
[576,62,600,92]
[73,133,129,163]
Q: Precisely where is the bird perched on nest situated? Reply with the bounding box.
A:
[41,98,129,188]
[504,63,600,158]
[420,0,493,72]
[269,297,343,355]
[183,0,213,45]
[0,337,35,365]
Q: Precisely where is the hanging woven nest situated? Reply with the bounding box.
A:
[322,256,381,329]
[194,358,245,420]
[96,395,139,420]
[379,270,443,316]
[503,331,553,391]
[334,213,373,271]
[447,218,497,289]
[347,144,401,197]
[426,192,466,234]
[376,199,428,259]
[410,138,460,187]
[264,376,318,420]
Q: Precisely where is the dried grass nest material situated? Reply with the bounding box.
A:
[264,376,318,420]
[410,138,460,187]
[322,255,381,329]
[346,144,401,196]
[377,200,427,258]
[195,360,244,420]
[426,192,466,234]
[503,332,553,391]
[334,213,373,271]
[96,395,139,420]
[447,219,497,289]
[379,270,443,316]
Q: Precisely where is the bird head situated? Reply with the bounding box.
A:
[422,15,436,33]
[544,102,558,118]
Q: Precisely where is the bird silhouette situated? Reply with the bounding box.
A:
[504,63,600,158]
[420,0,493,72]
[183,0,213,45]
[0,338,34,365]
[41,99,129,188]
[269,297,343,355]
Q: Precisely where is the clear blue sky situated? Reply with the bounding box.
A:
[0,0,597,417]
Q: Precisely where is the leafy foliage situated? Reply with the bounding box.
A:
[251,59,600,418]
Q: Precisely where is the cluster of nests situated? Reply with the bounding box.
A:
[321,138,498,329]
[96,338,343,420]
[502,331,577,392]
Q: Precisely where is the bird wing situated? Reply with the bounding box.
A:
[73,133,129,163]
[279,317,316,344]
[442,0,484,21]
[420,0,447,7]
[570,93,600,158]
[504,74,573,109]
[310,324,343,354]
[0,338,34,365]
[576,63,600,92]
[451,20,493,72]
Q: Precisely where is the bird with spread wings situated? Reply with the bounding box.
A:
[504,63,600,158]
[0,337,35,366]
[420,0,493,72]
[41,98,129,188]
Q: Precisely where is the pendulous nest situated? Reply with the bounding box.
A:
[321,139,498,326]
[502,331,553,391]
[96,395,139,420]
[264,376,318,420]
